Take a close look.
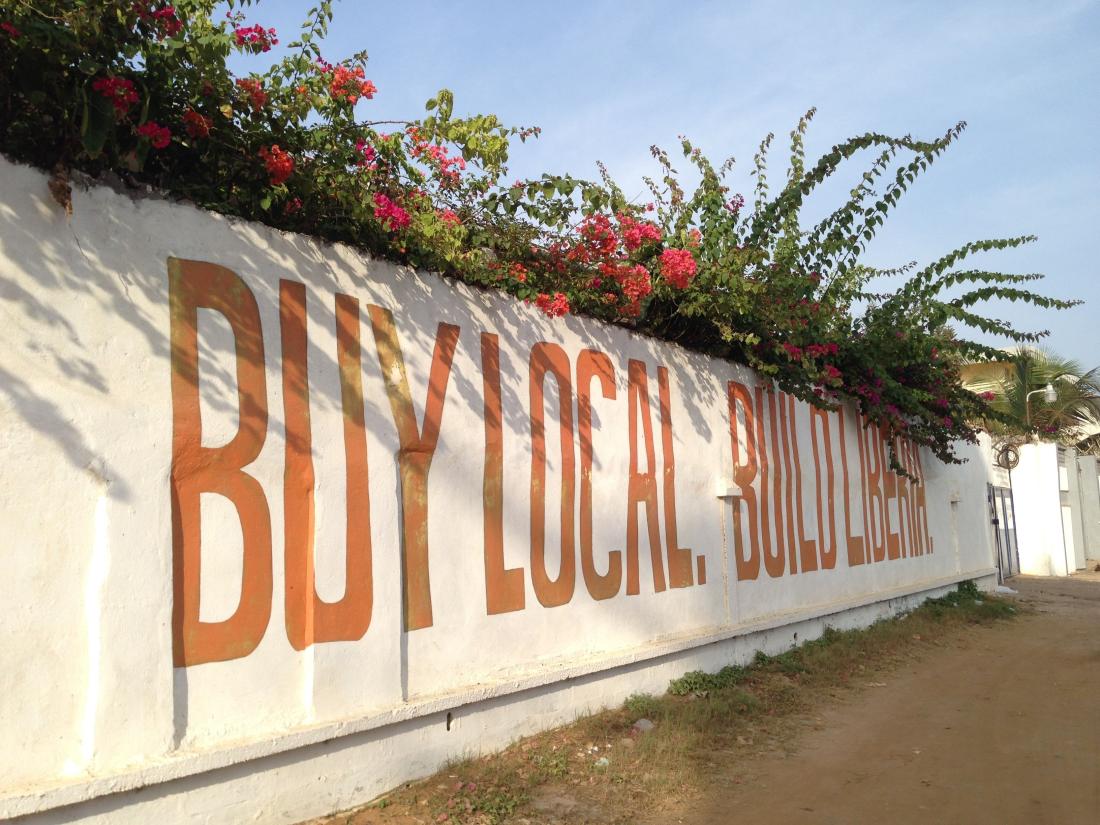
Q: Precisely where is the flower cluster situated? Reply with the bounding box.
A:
[724,193,745,213]
[134,2,183,39]
[355,139,377,168]
[136,121,171,149]
[92,76,139,117]
[183,109,211,139]
[618,213,662,251]
[569,214,618,263]
[0,1,1071,467]
[598,262,652,316]
[234,24,277,53]
[235,78,267,111]
[535,292,570,318]
[258,145,294,185]
[658,248,697,289]
[372,192,410,232]
[328,65,376,105]
[805,342,839,358]
[408,132,466,185]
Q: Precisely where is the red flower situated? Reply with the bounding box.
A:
[979,390,996,402]
[823,364,843,384]
[92,76,139,117]
[439,209,462,227]
[235,77,267,111]
[659,248,697,289]
[136,121,171,149]
[182,109,211,139]
[535,292,570,318]
[234,24,278,52]
[259,145,294,185]
[0,21,21,39]
[372,192,410,232]
[328,65,377,105]
[507,262,527,282]
[284,197,303,216]
[782,343,803,360]
[134,3,183,38]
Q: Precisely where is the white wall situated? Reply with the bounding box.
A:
[0,157,996,823]
[1077,455,1100,561]
[1012,442,1071,575]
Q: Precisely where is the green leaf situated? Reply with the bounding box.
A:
[80,87,115,160]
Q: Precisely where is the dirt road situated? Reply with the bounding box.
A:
[658,574,1100,825]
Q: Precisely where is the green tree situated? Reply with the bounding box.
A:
[969,347,1100,447]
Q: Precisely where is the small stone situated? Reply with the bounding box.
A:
[632,718,655,733]
[594,756,610,768]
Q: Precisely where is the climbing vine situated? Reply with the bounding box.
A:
[0,0,1079,466]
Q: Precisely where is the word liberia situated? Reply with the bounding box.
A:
[169,258,931,669]
[725,382,933,583]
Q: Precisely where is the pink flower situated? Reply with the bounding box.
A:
[617,213,661,251]
[659,248,697,289]
[136,121,171,149]
[92,76,139,117]
[234,24,278,52]
[372,192,410,232]
[409,138,465,185]
[134,3,182,38]
[355,139,377,168]
[782,343,803,360]
[979,391,996,401]
[823,364,843,383]
[568,214,618,263]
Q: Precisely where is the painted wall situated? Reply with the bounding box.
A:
[0,157,996,822]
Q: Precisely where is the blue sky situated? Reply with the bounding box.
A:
[239,0,1099,367]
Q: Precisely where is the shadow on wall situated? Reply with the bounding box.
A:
[0,157,727,752]
[0,157,723,501]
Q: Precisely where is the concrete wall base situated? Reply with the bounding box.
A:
[12,572,994,825]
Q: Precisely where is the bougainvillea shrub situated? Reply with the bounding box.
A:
[0,1,1078,468]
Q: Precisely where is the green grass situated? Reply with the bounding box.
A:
[323,581,1018,825]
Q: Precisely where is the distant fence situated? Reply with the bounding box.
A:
[0,156,996,823]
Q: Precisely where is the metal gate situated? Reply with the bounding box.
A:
[988,484,1019,581]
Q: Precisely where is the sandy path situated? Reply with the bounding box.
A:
[657,574,1100,825]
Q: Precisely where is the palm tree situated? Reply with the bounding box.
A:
[967,347,1100,449]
